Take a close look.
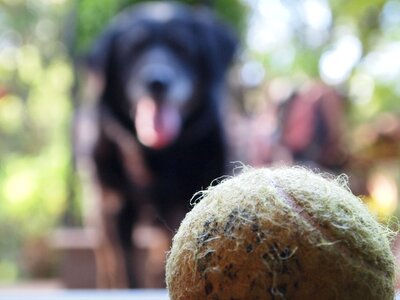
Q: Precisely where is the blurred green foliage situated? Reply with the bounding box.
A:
[245,0,400,120]
[0,0,74,281]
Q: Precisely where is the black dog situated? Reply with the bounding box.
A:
[75,2,237,288]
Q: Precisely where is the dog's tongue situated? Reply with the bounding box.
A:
[134,98,181,149]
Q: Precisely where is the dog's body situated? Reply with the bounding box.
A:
[75,2,237,288]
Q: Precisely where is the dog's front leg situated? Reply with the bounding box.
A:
[115,196,137,288]
[95,187,134,288]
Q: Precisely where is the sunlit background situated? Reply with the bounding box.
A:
[0,0,400,288]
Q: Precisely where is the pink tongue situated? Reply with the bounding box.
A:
[134,98,181,149]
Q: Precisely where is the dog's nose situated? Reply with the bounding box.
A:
[141,63,174,99]
[147,75,170,97]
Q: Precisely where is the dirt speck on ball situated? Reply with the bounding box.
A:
[165,167,395,300]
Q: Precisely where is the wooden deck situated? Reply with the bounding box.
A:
[0,289,169,300]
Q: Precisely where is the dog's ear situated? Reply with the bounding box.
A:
[195,9,238,83]
[85,28,119,97]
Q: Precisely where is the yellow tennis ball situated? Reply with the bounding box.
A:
[166,167,395,300]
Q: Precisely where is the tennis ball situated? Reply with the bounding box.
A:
[166,167,395,300]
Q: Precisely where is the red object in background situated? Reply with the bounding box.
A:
[280,81,347,169]
[0,87,8,99]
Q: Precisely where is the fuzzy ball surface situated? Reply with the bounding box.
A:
[165,167,395,300]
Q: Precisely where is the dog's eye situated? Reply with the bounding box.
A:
[120,27,151,56]
[167,36,196,59]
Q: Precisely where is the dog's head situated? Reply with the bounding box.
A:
[86,2,237,149]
